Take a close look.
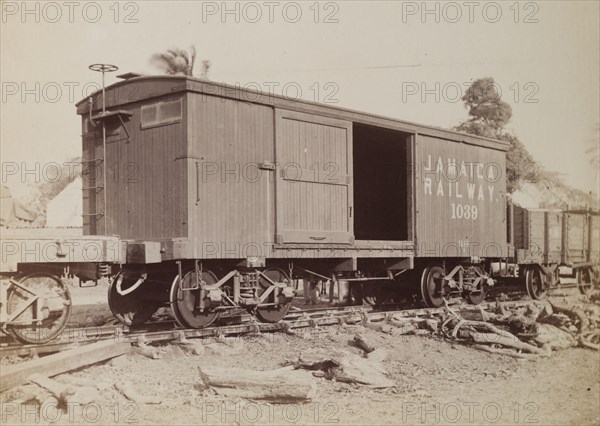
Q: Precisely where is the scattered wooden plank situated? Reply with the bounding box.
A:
[198,365,317,402]
[1,340,131,392]
[472,344,539,360]
[0,342,80,358]
[469,332,549,356]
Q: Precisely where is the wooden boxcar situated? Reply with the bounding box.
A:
[74,75,510,327]
[511,206,599,297]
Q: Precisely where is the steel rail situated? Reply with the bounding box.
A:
[0,297,570,358]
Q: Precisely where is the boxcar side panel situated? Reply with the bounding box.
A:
[81,94,188,240]
[414,135,508,258]
[186,94,275,259]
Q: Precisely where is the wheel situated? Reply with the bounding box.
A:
[255,268,292,323]
[108,269,161,326]
[6,273,72,344]
[525,268,548,300]
[576,267,595,295]
[420,265,446,308]
[170,269,220,328]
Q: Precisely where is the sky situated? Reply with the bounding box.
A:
[1,0,599,196]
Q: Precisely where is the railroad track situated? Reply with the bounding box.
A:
[0,305,363,356]
[2,295,586,359]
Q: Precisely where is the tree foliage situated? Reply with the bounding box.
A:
[455,78,597,209]
[455,77,526,193]
[455,77,512,137]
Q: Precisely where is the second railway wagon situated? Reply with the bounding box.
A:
[506,207,600,298]
[74,75,510,328]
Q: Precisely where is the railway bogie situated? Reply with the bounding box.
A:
[419,262,492,308]
[105,262,297,328]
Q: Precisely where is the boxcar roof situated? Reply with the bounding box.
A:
[76,75,510,151]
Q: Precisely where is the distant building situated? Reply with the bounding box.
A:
[46,176,83,228]
[0,184,36,227]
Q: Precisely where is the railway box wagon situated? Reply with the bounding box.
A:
[511,206,599,298]
[74,75,510,327]
[2,73,596,345]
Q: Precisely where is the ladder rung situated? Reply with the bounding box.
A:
[82,212,105,217]
[82,186,104,190]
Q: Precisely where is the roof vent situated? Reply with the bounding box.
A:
[117,72,143,80]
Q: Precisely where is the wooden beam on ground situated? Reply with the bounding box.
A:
[0,342,80,358]
[1,340,131,392]
[198,365,317,402]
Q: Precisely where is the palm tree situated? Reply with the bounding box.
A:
[150,46,210,78]
[199,60,210,79]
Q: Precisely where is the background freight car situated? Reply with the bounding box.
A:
[508,207,599,298]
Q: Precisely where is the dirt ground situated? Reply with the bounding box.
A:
[2,286,599,426]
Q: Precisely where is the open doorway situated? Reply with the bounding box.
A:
[353,123,411,241]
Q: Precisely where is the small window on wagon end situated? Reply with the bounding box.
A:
[141,99,182,129]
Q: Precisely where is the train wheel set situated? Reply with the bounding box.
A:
[0,273,72,344]
[419,263,492,308]
[105,263,296,330]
